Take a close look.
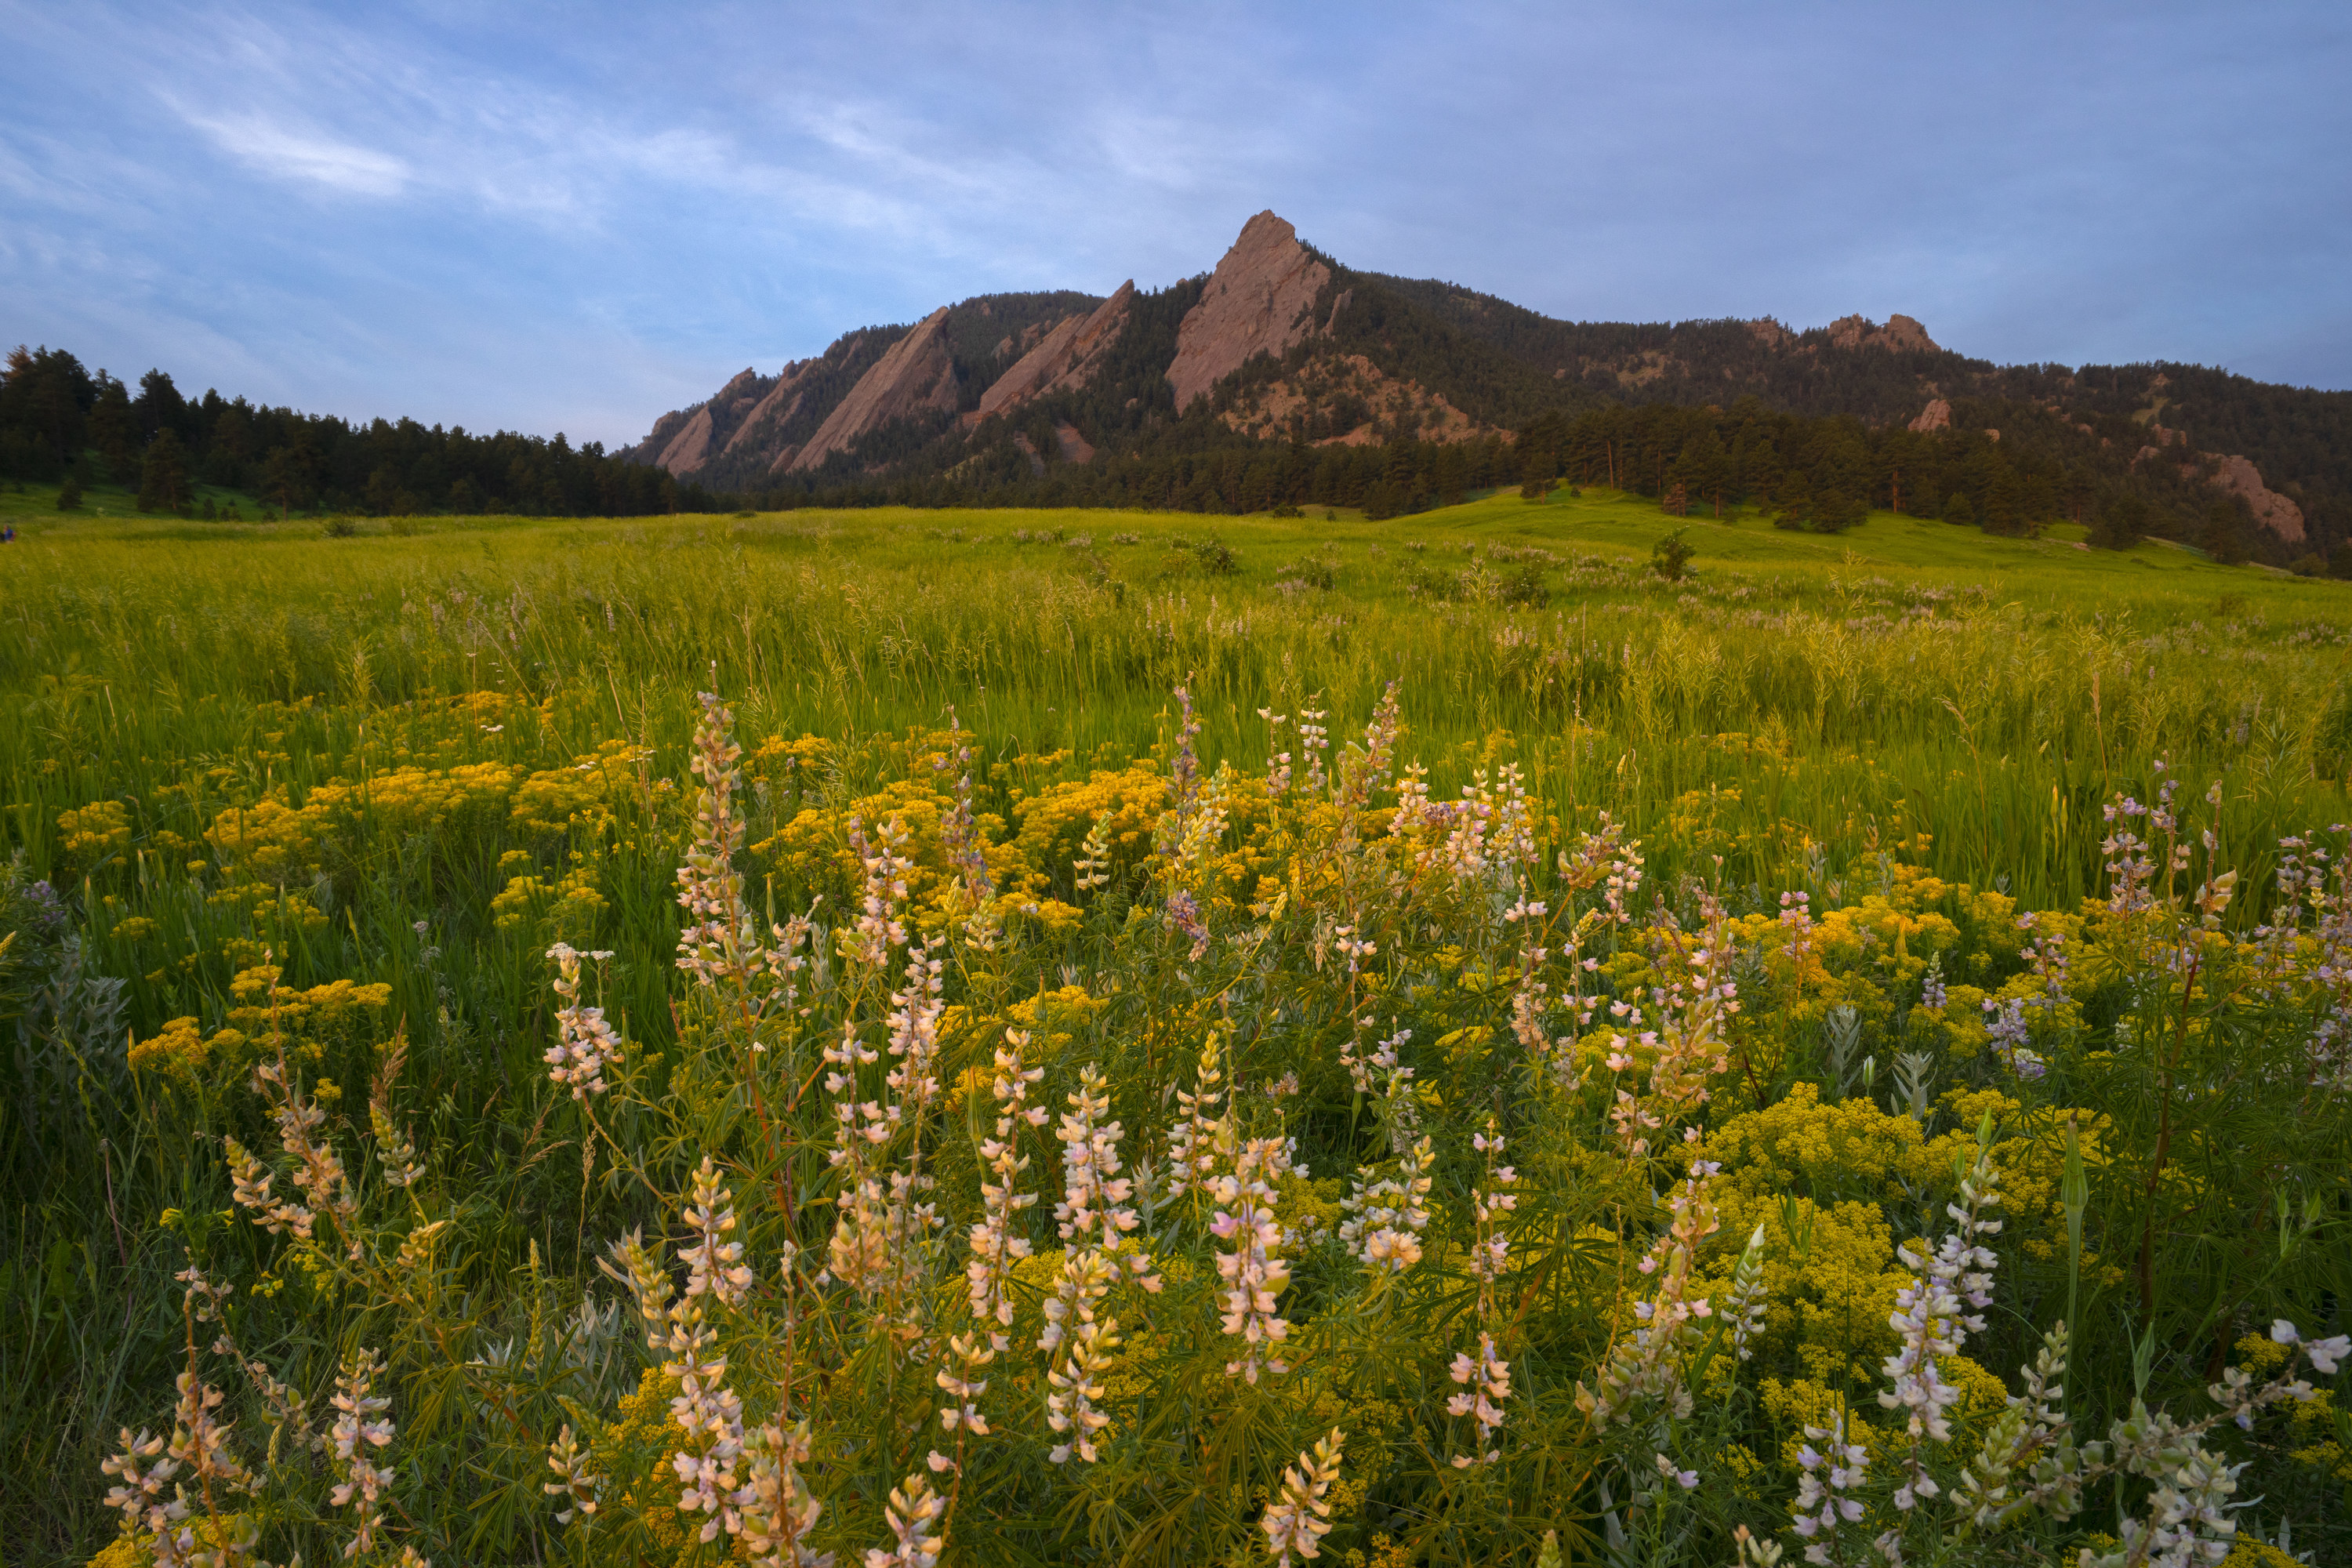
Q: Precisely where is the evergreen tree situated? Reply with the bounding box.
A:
[2089,493,2149,550]
[89,374,138,484]
[56,466,82,510]
[136,429,191,512]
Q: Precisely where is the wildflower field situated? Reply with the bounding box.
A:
[4,493,2352,1568]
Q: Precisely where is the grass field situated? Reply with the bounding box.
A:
[3,495,2350,1566]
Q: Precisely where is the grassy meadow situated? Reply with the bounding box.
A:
[3,492,2350,1566]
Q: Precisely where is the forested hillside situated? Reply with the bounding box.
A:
[0,346,706,517]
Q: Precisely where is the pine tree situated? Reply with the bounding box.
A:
[137,429,191,512]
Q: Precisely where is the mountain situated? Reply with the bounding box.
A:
[626,210,2352,563]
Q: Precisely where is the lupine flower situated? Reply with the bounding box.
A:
[370,1101,426,1188]
[545,942,625,1099]
[967,1029,1044,1330]
[1339,1134,1435,1279]
[842,814,914,970]
[862,1472,946,1568]
[1053,1064,1155,1287]
[1261,706,1294,797]
[1073,814,1116,891]
[1169,1035,1229,1200]
[1726,1222,1769,1361]
[1262,1428,1346,1566]
[1446,1334,1512,1466]
[101,1426,186,1550]
[677,693,765,988]
[681,1156,753,1307]
[935,1331,996,1436]
[329,1347,397,1557]
[543,1423,599,1525]
[1577,1160,1721,1428]
[1878,1126,2002,1508]
[1790,1411,1869,1565]
[2271,1319,2350,1376]
[738,1421,829,1568]
[1210,1136,1295,1382]
[1045,1310,1121,1463]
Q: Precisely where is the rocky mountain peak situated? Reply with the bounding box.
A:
[1166,212,1332,410]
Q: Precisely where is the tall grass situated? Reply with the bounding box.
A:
[2,503,2349,1566]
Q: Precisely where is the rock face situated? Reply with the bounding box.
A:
[975,281,1135,423]
[789,309,959,473]
[1167,212,1331,410]
[2206,453,2306,542]
[720,360,821,463]
[1908,398,1952,434]
[1828,314,1943,354]
[655,407,714,474]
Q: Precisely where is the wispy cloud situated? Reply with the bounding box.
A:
[176,107,410,197]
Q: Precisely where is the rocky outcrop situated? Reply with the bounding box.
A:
[1167,212,1331,410]
[2206,453,2306,541]
[655,406,715,474]
[789,308,959,473]
[1827,314,1942,354]
[720,360,820,462]
[1908,398,1951,434]
[1221,353,1482,445]
[974,281,1135,423]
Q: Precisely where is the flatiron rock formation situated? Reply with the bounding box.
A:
[975,281,1134,423]
[1166,212,1332,411]
[788,309,959,473]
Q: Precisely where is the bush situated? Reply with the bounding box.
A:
[324,515,359,538]
[1652,528,1696,581]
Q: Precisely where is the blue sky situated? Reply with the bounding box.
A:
[3,2,2347,447]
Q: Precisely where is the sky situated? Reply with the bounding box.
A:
[3,2,2347,448]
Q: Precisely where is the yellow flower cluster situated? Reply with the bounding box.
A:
[130,964,393,1087]
[56,799,132,871]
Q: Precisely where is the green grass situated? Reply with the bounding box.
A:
[0,470,268,524]
[4,495,2350,1566]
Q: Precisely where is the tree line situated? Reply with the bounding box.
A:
[1,347,715,517]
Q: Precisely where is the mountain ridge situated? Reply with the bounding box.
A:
[617,211,2350,562]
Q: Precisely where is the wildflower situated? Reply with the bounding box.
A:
[677,692,766,987]
[369,1101,426,1188]
[1577,1160,1721,1427]
[1878,1121,2002,1508]
[1211,1136,1294,1382]
[1044,1306,1121,1463]
[100,1428,187,1553]
[737,1421,829,1568]
[1339,1134,1436,1279]
[2271,1319,2350,1376]
[1262,1428,1346,1566]
[1167,1034,1229,1200]
[681,1156,753,1307]
[329,1347,397,1558]
[967,1029,1044,1330]
[1073,814,1115,892]
[1726,1222,1769,1361]
[862,1472,946,1568]
[842,814,914,970]
[1790,1411,1869,1565]
[543,1424,599,1525]
[1981,997,2045,1080]
[1052,1063,1155,1284]
[1446,1334,1512,1465]
[545,942,625,1099]
[935,1331,996,1436]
